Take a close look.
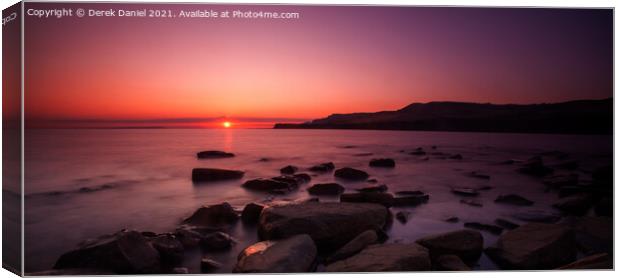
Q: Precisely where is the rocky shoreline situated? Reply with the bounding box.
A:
[30,147,613,274]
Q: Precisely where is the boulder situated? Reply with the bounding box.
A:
[415,229,483,263]
[340,192,394,207]
[54,230,161,274]
[280,165,298,175]
[200,231,234,250]
[518,156,553,177]
[292,173,312,183]
[233,234,317,273]
[196,150,234,159]
[192,168,244,182]
[553,193,593,215]
[334,167,369,181]
[485,223,576,269]
[463,222,503,235]
[241,203,264,224]
[369,158,396,168]
[512,210,560,223]
[182,202,239,227]
[325,243,431,272]
[435,254,471,271]
[258,202,388,251]
[494,194,534,206]
[392,195,429,207]
[307,183,345,195]
[149,234,184,265]
[242,178,293,192]
[326,230,378,263]
[309,162,335,173]
[200,257,222,273]
[356,184,388,193]
[556,253,612,270]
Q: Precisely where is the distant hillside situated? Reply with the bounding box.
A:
[274,98,612,134]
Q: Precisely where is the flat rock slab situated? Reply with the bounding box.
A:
[258,202,388,251]
[415,229,483,264]
[233,234,317,273]
[197,151,235,159]
[485,223,576,269]
[192,168,244,182]
[326,243,431,272]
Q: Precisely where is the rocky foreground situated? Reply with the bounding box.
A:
[32,147,613,274]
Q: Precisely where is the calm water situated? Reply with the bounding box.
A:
[24,129,612,273]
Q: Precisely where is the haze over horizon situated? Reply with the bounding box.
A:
[24,3,612,128]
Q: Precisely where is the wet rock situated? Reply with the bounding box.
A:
[149,234,184,265]
[445,217,460,223]
[200,257,222,273]
[553,193,593,215]
[369,158,396,168]
[325,243,431,272]
[182,202,239,227]
[494,218,519,230]
[353,152,373,157]
[192,168,245,182]
[340,192,394,207]
[309,162,335,173]
[518,156,553,177]
[464,222,503,235]
[415,229,483,263]
[233,234,317,273]
[54,230,161,274]
[307,183,345,195]
[174,227,204,247]
[450,188,478,197]
[494,194,534,206]
[141,231,157,238]
[556,253,612,270]
[356,184,388,193]
[172,267,189,274]
[201,231,234,250]
[395,190,425,196]
[485,223,576,269]
[460,199,482,207]
[280,165,298,175]
[448,154,463,160]
[334,167,369,181]
[242,178,293,192]
[435,254,471,271]
[466,171,490,179]
[392,195,429,207]
[293,173,312,183]
[512,210,560,223]
[325,230,378,263]
[395,211,411,224]
[258,202,388,251]
[366,178,378,183]
[241,203,264,224]
[197,150,234,159]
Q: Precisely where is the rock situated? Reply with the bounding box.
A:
[466,171,490,179]
[334,167,369,181]
[544,174,579,189]
[241,203,264,224]
[233,234,317,273]
[172,267,189,274]
[174,227,204,247]
[395,211,411,224]
[512,210,560,223]
[149,234,184,265]
[494,219,519,230]
[464,222,503,235]
[392,195,429,207]
[258,158,271,162]
[556,253,612,269]
[200,257,222,273]
[410,148,427,155]
[196,150,234,159]
[415,229,483,263]
[449,154,463,160]
[356,184,388,193]
[445,217,459,223]
[494,194,534,206]
[460,199,483,207]
[553,193,593,215]
[570,216,612,255]
[369,158,396,168]
[518,156,553,177]
[192,168,245,183]
[182,203,239,227]
[326,230,378,263]
[435,254,471,271]
[258,202,388,251]
[450,188,478,197]
[242,178,293,192]
[557,186,590,198]
[309,162,335,173]
[340,192,394,207]
[54,230,161,274]
[141,231,157,237]
[201,232,234,250]
[353,152,373,157]
[292,173,312,183]
[552,160,579,170]
[366,178,378,183]
[395,190,425,196]
[307,183,345,195]
[280,165,298,175]
[478,185,494,191]
[325,243,431,272]
[485,223,576,269]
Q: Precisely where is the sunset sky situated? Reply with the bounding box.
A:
[24,3,612,128]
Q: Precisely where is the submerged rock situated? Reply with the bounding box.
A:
[309,162,335,173]
[182,202,239,227]
[307,183,345,195]
[241,203,264,224]
[280,165,298,175]
[448,154,463,160]
[54,230,161,274]
[435,254,471,271]
[325,243,431,272]
[369,158,396,168]
[233,234,317,273]
[196,150,234,159]
[340,192,394,207]
[192,168,244,182]
[410,148,427,156]
[518,156,553,177]
[326,230,378,263]
[485,223,576,269]
[415,229,483,264]
[334,167,370,181]
[494,194,534,206]
[395,190,425,196]
[450,188,479,197]
[258,202,388,251]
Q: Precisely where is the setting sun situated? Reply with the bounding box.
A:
[222,121,232,128]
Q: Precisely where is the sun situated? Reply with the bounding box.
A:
[222,121,232,128]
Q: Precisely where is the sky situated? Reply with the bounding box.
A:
[24,3,613,128]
